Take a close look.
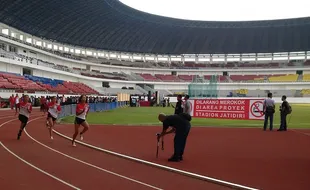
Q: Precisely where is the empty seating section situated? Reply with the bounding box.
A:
[303,74,310,81]
[137,73,307,82]
[178,75,195,81]
[304,60,310,67]
[155,74,181,82]
[301,89,310,96]
[139,74,161,81]
[204,75,227,82]
[268,74,298,82]
[63,82,98,94]
[0,72,98,94]
[81,72,127,81]
[0,72,44,91]
[230,75,263,81]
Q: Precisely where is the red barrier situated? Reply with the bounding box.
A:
[139,101,151,107]
[189,99,265,120]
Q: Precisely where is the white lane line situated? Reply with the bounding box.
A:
[0,114,45,121]
[0,116,15,119]
[290,129,310,137]
[56,123,310,128]
[0,142,81,190]
[0,118,18,128]
[53,129,259,190]
[24,119,163,190]
[0,118,81,190]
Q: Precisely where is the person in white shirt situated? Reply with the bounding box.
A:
[263,92,275,131]
[183,95,191,115]
[72,95,90,147]
[14,94,19,110]
[46,96,62,140]
[16,95,32,140]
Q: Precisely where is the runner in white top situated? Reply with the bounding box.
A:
[72,95,90,147]
[14,94,19,111]
[16,95,32,140]
[46,96,62,140]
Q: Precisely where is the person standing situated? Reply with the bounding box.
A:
[263,92,275,131]
[278,95,290,131]
[14,94,19,111]
[171,95,183,114]
[9,94,15,110]
[183,95,191,115]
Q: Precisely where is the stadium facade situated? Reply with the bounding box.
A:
[0,0,310,99]
[0,0,309,55]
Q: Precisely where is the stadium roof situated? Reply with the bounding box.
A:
[0,0,310,55]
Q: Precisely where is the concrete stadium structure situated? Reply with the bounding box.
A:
[0,0,310,99]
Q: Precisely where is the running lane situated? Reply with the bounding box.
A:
[0,119,162,190]
[55,124,310,190]
[27,118,230,190]
[0,116,73,190]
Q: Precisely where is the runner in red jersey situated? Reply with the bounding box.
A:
[9,94,14,110]
[46,96,61,140]
[72,95,90,147]
[14,94,20,111]
[40,96,47,115]
[16,95,32,140]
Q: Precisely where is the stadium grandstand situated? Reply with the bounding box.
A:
[0,0,309,99]
[1,1,310,190]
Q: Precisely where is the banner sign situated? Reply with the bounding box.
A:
[188,99,265,120]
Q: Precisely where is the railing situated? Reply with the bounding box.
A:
[58,101,128,119]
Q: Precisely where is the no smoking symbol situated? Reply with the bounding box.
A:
[250,101,264,117]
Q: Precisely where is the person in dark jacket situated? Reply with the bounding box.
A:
[157,113,192,162]
[278,95,289,131]
[171,95,183,114]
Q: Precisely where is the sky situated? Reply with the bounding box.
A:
[119,0,310,21]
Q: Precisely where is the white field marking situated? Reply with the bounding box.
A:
[56,122,310,128]
[0,116,44,129]
[24,119,163,190]
[0,114,45,121]
[53,130,260,190]
[290,129,310,137]
[0,118,18,128]
[0,118,81,190]
[0,142,81,190]
[0,115,14,119]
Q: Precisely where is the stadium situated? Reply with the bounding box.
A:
[0,0,309,190]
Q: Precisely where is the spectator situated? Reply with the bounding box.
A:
[278,95,290,131]
[263,92,275,131]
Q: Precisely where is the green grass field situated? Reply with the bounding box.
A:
[61,103,310,128]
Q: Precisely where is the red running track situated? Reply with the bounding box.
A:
[54,124,310,190]
[0,110,231,190]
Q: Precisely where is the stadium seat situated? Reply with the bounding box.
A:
[63,81,98,94]
[155,74,181,82]
[139,74,161,81]
[268,74,298,82]
[304,60,310,67]
[0,72,46,91]
[302,74,310,81]
[204,75,227,82]
[301,89,310,96]
[178,75,195,82]
[0,73,99,94]
[230,75,263,81]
